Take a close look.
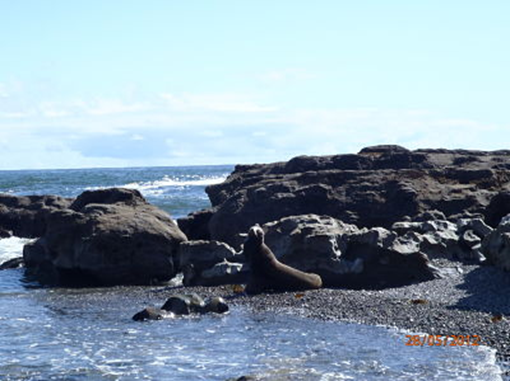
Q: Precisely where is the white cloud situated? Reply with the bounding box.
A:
[0,111,31,119]
[85,98,152,116]
[130,134,145,141]
[0,83,507,169]
[160,92,278,113]
[259,68,318,83]
[38,102,71,118]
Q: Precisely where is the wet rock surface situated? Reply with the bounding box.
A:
[132,293,229,320]
[0,256,24,270]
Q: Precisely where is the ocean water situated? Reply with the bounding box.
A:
[0,165,230,219]
[0,166,504,381]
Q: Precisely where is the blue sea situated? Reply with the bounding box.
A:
[0,166,504,381]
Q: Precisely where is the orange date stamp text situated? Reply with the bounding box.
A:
[405,335,481,347]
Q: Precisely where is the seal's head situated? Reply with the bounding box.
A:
[248,224,264,245]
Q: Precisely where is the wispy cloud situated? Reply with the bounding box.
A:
[259,68,318,83]
[160,92,277,113]
[85,98,152,116]
[0,82,507,170]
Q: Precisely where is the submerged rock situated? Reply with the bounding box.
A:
[161,293,206,315]
[132,307,170,321]
[23,188,187,286]
[161,293,229,315]
[132,293,229,321]
[0,257,24,270]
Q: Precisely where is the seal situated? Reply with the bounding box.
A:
[242,224,322,294]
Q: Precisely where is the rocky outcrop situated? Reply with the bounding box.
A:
[484,191,510,228]
[258,214,441,288]
[181,212,511,288]
[481,215,510,272]
[0,194,72,238]
[177,208,216,241]
[391,217,493,263]
[195,146,508,246]
[23,188,187,286]
[179,240,248,286]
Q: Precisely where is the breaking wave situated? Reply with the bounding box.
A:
[120,175,227,190]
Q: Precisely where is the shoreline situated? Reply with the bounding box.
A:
[0,253,508,379]
[150,259,509,377]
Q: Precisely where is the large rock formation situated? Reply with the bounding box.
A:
[186,146,508,247]
[179,212,510,288]
[23,188,187,286]
[259,214,441,288]
[0,194,72,238]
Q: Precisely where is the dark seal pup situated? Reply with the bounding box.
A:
[242,224,322,294]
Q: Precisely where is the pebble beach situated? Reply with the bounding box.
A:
[148,259,510,379]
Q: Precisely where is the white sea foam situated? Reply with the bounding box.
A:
[0,237,33,264]
[86,175,227,196]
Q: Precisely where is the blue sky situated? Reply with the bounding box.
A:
[0,0,509,169]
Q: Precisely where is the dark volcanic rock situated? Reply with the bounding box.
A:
[132,307,168,321]
[161,293,229,315]
[0,228,12,238]
[0,257,24,270]
[484,191,510,228]
[481,214,510,272]
[69,187,143,210]
[177,208,216,240]
[391,217,492,263]
[203,146,509,246]
[179,240,247,286]
[260,214,441,289]
[23,188,187,286]
[0,194,72,238]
